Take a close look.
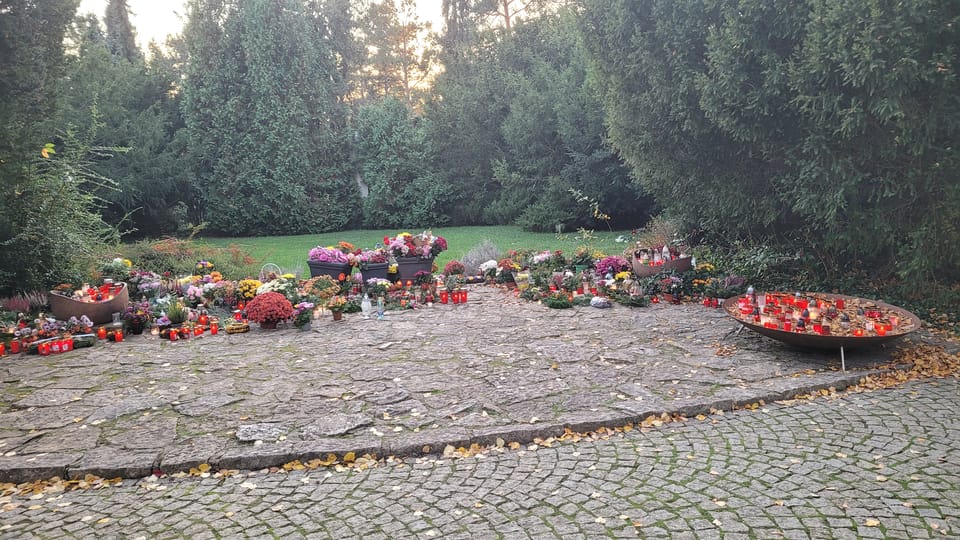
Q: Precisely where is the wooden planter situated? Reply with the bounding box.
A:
[49,283,129,325]
[396,257,434,282]
[357,262,390,282]
[307,261,352,280]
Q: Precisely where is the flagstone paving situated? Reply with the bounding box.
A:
[0,286,942,484]
[1,379,957,538]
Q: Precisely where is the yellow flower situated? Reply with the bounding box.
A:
[614,271,631,281]
[122,259,133,267]
[388,264,398,272]
[281,273,295,280]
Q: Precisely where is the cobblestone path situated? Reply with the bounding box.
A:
[2,379,957,539]
[1,286,923,483]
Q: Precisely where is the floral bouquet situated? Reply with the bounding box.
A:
[122,300,154,330]
[308,246,349,263]
[348,248,388,269]
[326,295,347,312]
[245,292,294,323]
[443,260,465,276]
[595,255,630,278]
[412,270,434,286]
[303,276,340,301]
[257,276,299,303]
[195,260,214,275]
[185,284,205,307]
[237,279,262,301]
[292,301,315,328]
[366,278,392,296]
[127,270,163,299]
[385,231,448,259]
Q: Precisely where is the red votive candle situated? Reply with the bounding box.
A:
[114,330,123,342]
[452,290,460,304]
[170,331,178,341]
[461,290,468,303]
[440,290,449,304]
[10,339,20,354]
[97,327,107,340]
[210,323,218,335]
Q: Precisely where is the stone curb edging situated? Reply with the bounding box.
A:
[0,370,880,485]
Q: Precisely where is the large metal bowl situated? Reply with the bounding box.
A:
[722,293,921,350]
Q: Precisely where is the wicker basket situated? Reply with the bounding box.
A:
[49,283,129,325]
[225,322,250,334]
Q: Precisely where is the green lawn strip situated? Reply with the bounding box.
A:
[198,226,632,275]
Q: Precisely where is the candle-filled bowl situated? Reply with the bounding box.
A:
[722,292,921,350]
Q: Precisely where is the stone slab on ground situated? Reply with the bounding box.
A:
[0,286,933,482]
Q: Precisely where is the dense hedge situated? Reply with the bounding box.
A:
[581,0,960,282]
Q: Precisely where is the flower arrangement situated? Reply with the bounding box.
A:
[195,260,214,275]
[122,300,154,328]
[443,260,466,276]
[660,275,684,298]
[63,315,94,334]
[244,291,294,323]
[257,276,299,303]
[99,257,132,282]
[292,301,315,328]
[303,276,340,301]
[326,295,347,312]
[366,278,392,296]
[166,299,188,325]
[571,247,594,267]
[308,246,349,263]
[185,284,204,307]
[348,248,388,269]
[595,255,630,277]
[385,231,448,259]
[237,279,262,300]
[127,270,162,298]
[412,270,434,286]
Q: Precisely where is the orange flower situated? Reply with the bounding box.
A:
[338,273,346,281]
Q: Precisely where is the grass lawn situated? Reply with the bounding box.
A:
[199,226,633,275]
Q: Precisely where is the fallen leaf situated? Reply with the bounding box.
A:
[865,519,880,527]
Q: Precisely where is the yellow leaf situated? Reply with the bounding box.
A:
[865,519,880,527]
[495,438,505,448]
[695,414,707,421]
[198,463,211,473]
[317,453,338,466]
[342,452,356,464]
[508,441,521,450]
[97,518,111,524]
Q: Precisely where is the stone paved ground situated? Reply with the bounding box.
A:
[1,379,957,538]
[0,286,944,483]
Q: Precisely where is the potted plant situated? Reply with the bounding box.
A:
[350,248,390,281]
[442,260,465,277]
[327,295,347,321]
[244,291,294,329]
[307,245,352,279]
[122,300,154,334]
[385,231,448,281]
[292,301,315,330]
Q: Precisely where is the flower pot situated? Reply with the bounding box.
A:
[259,320,279,330]
[396,257,434,282]
[126,323,145,335]
[332,311,343,321]
[358,262,390,282]
[298,322,312,331]
[307,261,352,280]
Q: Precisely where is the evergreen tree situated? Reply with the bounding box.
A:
[104,0,142,63]
[0,0,122,294]
[182,0,358,235]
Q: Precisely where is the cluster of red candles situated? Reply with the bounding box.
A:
[33,337,76,355]
[439,289,468,304]
[731,291,901,337]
